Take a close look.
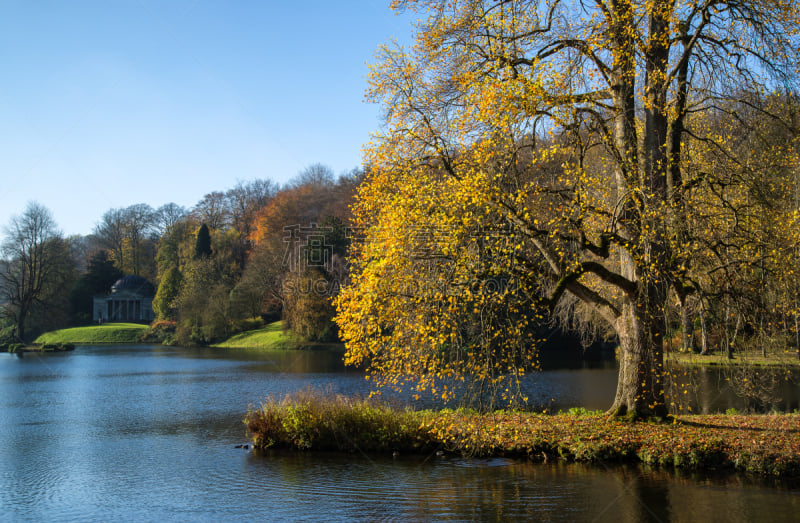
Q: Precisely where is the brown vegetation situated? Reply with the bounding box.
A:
[245,391,800,477]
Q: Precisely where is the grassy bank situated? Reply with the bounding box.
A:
[245,391,800,477]
[34,323,149,345]
[213,321,300,349]
[668,351,800,368]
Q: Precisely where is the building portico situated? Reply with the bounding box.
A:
[93,275,154,323]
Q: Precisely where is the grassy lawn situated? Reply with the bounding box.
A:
[34,323,149,345]
[668,350,800,368]
[213,321,300,349]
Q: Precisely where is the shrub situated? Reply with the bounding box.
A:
[7,343,24,353]
[245,388,432,453]
[139,321,177,345]
[232,317,265,334]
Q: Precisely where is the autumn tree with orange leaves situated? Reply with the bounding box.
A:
[336,0,800,416]
[243,166,357,336]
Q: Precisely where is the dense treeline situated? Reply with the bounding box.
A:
[0,164,358,345]
[0,96,798,381]
[1,97,799,372]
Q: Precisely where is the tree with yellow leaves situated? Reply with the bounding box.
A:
[336,0,800,416]
[679,93,800,361]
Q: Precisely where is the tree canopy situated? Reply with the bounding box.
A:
[335,0,800,415]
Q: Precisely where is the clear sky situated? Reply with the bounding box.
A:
[0,0,415,237]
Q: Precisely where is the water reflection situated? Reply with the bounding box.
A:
[667,364,800,414]
[241,452,800,522]
[1,345,799,521]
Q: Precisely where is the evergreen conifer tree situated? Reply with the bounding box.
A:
[194,223,212,259]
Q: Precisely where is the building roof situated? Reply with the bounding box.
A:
[111,275,155,296]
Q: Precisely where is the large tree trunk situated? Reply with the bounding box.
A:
[603,0,671,419]
[609,296,668,417]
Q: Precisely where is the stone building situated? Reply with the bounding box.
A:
[93,275,155,323]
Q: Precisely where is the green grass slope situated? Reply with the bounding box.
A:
[213,321,299,349]
[34,323,149,345]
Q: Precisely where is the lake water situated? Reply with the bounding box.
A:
[1,345,798,521]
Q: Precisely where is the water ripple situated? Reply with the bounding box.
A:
[2,345,799,521]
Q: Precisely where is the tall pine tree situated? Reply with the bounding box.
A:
[194,223,212,259]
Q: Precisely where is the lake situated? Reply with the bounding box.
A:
[1,345,798,521]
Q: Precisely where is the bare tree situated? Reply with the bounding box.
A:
[226,179,276,239]
[291,163,335,189]
[0,202,73,341]
[94,204,156,276]
[192,191,229,230]
[123,203,156,276]
[94,207,127,269]
[154,203,188,237]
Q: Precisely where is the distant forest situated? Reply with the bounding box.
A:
[0,163,357,344]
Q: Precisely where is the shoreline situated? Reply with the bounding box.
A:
[245,394,800,478]
[667,351,800,368]
[1,343,75,353]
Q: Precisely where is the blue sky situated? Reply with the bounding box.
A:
[0,1,414,236]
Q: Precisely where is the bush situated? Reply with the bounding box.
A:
[245,388,432,453]
[232,317,265,334]
[282,269,339,342]
[6,343,24,353]
[139,320,177,345]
